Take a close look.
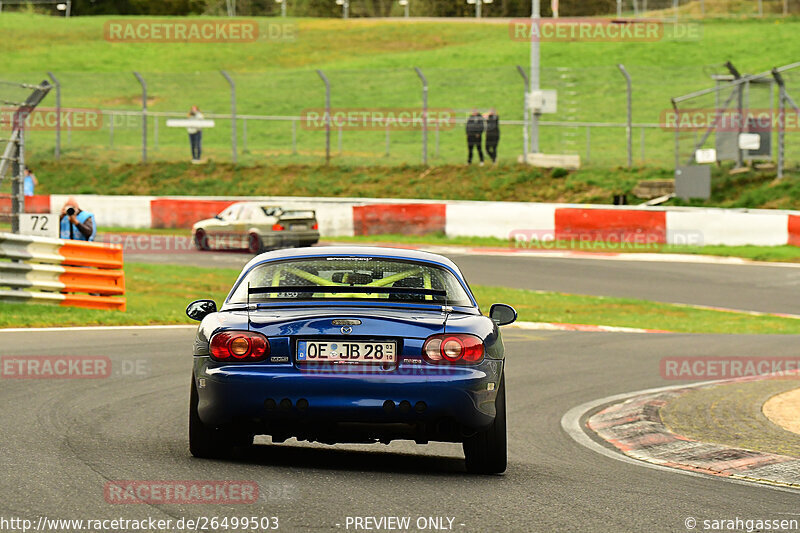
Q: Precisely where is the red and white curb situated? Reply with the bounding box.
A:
[563,375,800,493]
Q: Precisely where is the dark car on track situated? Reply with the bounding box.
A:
[186,246,517,473]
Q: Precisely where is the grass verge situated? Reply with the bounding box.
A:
[0,262,798,333]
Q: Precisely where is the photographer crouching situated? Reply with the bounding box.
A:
[59,197,96,242]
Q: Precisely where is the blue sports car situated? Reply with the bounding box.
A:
[186,246,517,474]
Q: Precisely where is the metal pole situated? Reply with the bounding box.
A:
[11,130,24,234]
[784,0,789,16]
[616,0,622,17]
[530,0,540,153]
[672,101,680,171]
[66,0,71,17]
[281,0,286,16]
[673,0,678,20]
[773,68,787,179]
[585,126,590,162]
[47,71,60,160]
[242,118,247,152]
[700,0,705,16]
[316,70,330,164]
[476,0,481,18]
[640,127,645,163]
[404,0,409,17]
[220,70,237,164]
[618,64,632,168]
[758,0,763,16]
[517,65,530,157]
[414,67,428,165]
[133,71,147,163]
[435,122,440,159]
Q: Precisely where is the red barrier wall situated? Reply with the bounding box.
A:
[789,215,800,246]
[0,194,51,215]
[353,203,446,236]
[555,208,667,244]
[150,199,235,229]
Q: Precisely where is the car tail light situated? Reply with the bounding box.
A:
[311,222,319,230]
[422,334,483,364]
[272,223,285,231]
[210,331,269,362]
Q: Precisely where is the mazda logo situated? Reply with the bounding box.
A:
[340,326,353,335]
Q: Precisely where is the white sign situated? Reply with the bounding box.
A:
[739,133,761,151]
[695,148,717,164]
[527,90,558,114]
[165,119,216,129]
[18,213,59,238]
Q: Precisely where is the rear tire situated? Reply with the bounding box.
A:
[189,375,250,459]
[194,229,209,251]
[248,233,263,254]
[463,372,507,474]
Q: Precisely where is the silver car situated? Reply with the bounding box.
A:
[192,202,320,254]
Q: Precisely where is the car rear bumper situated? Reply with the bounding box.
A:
[261,230,319,248]
[193,358,503,439]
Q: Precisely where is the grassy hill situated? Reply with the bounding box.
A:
[11,159,799,210]
[3,13,800,169]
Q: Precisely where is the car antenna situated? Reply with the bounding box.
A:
[246,282,251,331]
[442,290,453,333]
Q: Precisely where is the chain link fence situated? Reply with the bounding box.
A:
[3,63,798,171]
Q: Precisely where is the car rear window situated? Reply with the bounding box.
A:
[228,257,472,306]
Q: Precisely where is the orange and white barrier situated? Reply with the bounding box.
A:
[0,232,125,311]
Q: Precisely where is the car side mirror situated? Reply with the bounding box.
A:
[214,215,222,220]
[489,303,517,326]
[186,299,217,321]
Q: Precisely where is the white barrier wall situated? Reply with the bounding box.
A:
[48,194,800,247]
[445,201,557,238]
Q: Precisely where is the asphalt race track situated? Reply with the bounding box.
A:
[128,247,800,315]
[3,248,800,532]
[1,326,799,532]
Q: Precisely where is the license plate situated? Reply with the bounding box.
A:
[296,340,396,363]
[290,224,306,231]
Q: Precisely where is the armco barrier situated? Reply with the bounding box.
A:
[0,194,51,216]
[0,232,125,311]
[353,203,446,236]
[789,215,800,247]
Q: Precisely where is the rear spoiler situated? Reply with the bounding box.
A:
[278,210,316,221]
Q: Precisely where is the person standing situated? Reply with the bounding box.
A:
[59,197,96,242]
[465,109,485,166]
[23,168,38,196]
[187,105,204,162]
[484,108,500,164]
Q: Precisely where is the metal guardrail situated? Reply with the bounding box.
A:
[0,232,125,311]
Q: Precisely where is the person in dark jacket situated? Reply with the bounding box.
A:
[465,109,485,165]
[484,108,500,164]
